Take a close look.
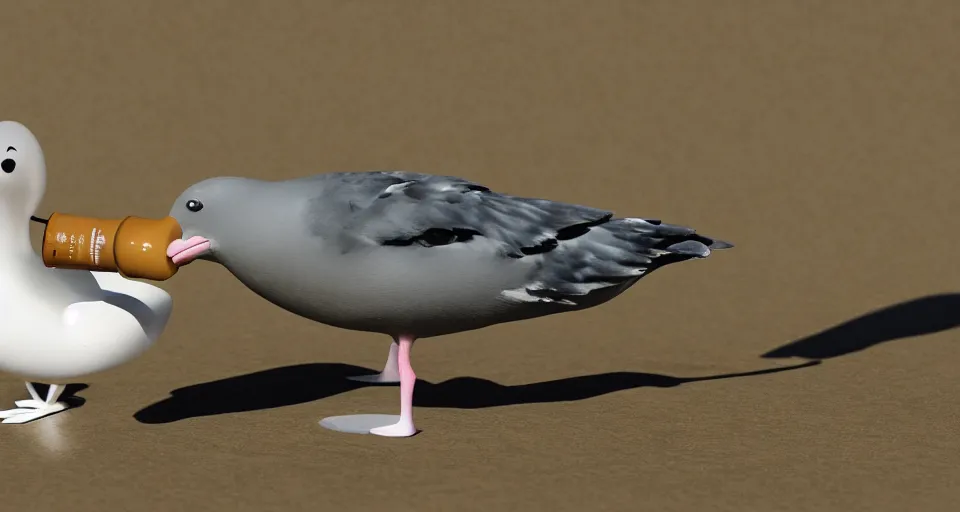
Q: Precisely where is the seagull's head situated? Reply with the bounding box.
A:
[166,177,253,267]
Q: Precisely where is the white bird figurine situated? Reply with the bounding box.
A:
[0,120,173,424]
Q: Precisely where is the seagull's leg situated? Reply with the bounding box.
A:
[2,383,70,424]
[346,337,401,384]
[370,334,418,437]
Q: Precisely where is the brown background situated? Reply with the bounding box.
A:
[1,1,958,511]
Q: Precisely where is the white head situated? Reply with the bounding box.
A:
[0,121,46,225]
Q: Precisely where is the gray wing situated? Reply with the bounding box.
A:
[305,171,730,306]
[324,171,614,258]
[508,218,723,305]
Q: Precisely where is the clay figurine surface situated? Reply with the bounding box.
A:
[167,172,732,437]
[0,121,173,424]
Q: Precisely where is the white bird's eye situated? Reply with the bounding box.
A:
[186,199,203,212]
[1,158,15,173]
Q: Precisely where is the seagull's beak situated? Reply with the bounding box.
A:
[166,236,211,266]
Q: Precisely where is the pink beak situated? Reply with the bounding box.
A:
[166,236,212,266]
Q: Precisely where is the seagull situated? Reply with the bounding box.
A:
[165,171,732,437]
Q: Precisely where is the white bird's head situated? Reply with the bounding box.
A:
[0,120,46,223]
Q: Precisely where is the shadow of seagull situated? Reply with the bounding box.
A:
[133,360,819,424]
[762,293,960,360]
[132,294,960,425]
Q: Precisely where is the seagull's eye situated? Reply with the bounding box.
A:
[186,199,203,212]
[1,158,15,173]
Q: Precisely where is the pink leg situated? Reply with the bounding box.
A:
[382,341,400,376]
[369,334,418,437]
[346,340,401,383]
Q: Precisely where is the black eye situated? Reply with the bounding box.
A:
[1,159,15,173]
[186,199,203,212]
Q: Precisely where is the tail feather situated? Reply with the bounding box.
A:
[665,233,734,258]
[707,239,734,250]
[627,219,734,259]
[666,239,711,258]
[500,217,732,306]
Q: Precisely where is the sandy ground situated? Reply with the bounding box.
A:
[1,1,959,511]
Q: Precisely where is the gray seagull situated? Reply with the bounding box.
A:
[166,171,733,437]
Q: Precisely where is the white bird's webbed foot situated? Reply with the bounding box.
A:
[14,399,46,408]
[0,383,71,424]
